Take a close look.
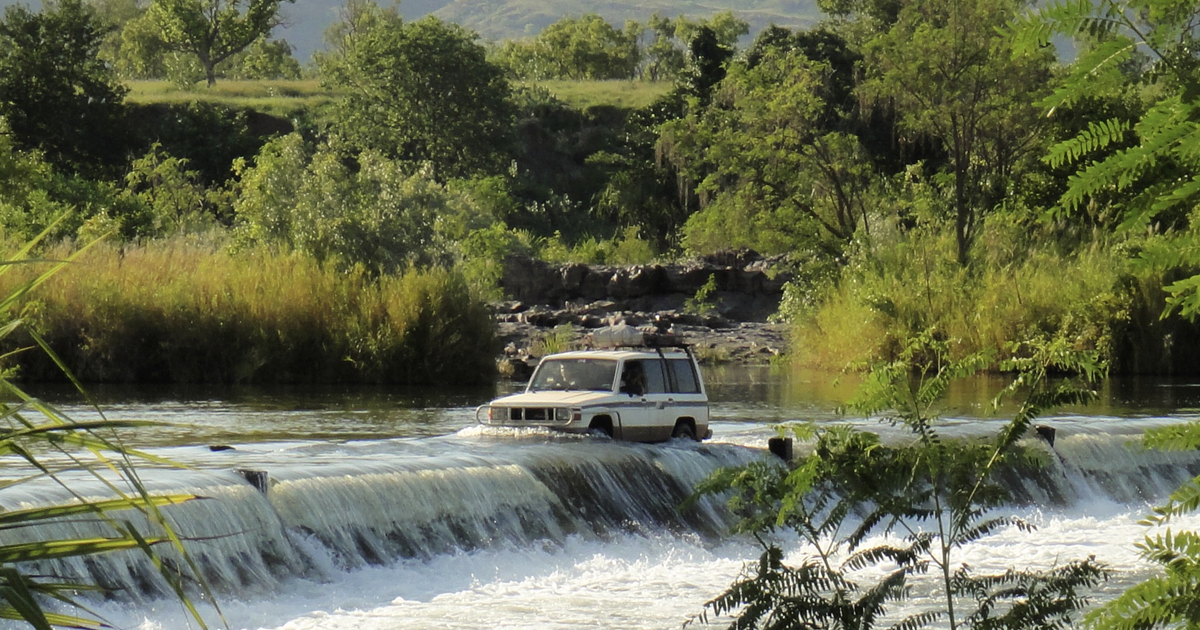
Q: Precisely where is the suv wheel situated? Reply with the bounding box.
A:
[671,421,697,441]
[589,416,614,438]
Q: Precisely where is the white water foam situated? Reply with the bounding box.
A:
[80,506,1192,630]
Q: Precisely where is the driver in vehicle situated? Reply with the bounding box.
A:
[620,361,646,396]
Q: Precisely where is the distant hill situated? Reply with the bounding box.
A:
[279,0,821,63]
[0,0,822,67]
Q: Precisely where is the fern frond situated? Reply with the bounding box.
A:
[888,610,942,630]
[1058,142,1149,213]
[1045,118,1131,168]
[1144,423,1200,452]
[1038,38,1137,111]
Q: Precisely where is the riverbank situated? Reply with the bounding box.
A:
[490,252,791,378]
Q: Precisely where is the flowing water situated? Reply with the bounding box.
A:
[6,367,1200,629]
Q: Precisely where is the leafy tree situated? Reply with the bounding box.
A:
[680,25,736,104]
[661,48,875,256]
[110,10,175,79]
[223,37,301,79]
[643,12,686,81]
[0,0,129,176]
[148,0,293,86]
[492,14,639,80]
[696,333,1108,630]
[533,14,639,80]
[233,133,473,273]
[862,0,1054,265]
[121,143,231,237]
[319,6,515,180]
[674,10,749,53]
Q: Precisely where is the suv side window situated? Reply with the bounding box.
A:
[643,359,668,394]
[667,359,700,393]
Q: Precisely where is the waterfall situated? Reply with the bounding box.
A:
[4,427,1200,604]
[0,440,758,601]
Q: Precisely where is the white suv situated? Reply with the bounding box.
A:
[477,347,711,442]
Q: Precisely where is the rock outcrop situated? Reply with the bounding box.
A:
[493,251,792,376]
[499,251,791,323]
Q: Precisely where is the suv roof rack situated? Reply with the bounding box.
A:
[583,325,692,350]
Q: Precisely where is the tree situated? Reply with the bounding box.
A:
[660,48,875,256]
[643,13,686,81]
[148,0,292,86]
[674,10,749,53]
[223,37,301,79]
[534,14,639,80]
[862,0,1053,265]
[1015,0,1200,317]
[318,6,515,180]
[491,14,639,80]
[233,133,470,273]
[0,0,128,175]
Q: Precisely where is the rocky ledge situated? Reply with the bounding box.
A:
[493,252,792,378]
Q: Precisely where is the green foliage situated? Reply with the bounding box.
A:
[494,14,640,81]
[222,37,302,80]
[120,143,231,238]
[537,226,657,265]
[126,100,270,185]
[862,0,1054,265]
[685,274,718,316]
[319,6,515,180]
[662,49,873,256]
[233,133,475,274]
[149,0,294,86]
[786,218,1140,371]
[0,0,130,177]
[1015,0,1200,316]
[696,335,1106,630]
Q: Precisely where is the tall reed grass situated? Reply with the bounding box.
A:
[787,224,1185,373]
[0,223,215,628]
[2,237,495,384]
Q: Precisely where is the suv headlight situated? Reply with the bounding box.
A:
[555,407,571,421]
[490,406,509,422]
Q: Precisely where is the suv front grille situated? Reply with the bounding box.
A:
[512,407,551,421]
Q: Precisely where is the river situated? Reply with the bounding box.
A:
[5,366,1200,629]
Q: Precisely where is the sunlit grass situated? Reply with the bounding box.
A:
[125,80,335,118]
[789,225,1141,371]
[527,79,673,110]
[0,235,495,384]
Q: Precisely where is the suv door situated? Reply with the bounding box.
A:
[617,358,671,441]
[666,357,708,438]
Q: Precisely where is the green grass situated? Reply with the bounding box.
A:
[786,223,1148,372]
[125,80,335,118]
[126,78,671,117]
[530,79,673,110]
[2,236,495,384]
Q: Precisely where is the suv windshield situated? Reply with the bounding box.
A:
[529,359,618,392]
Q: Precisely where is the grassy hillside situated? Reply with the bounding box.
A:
[126,79,670,114]
[278,0,820,63]
[435,0,818,41]
[125,80,335,119]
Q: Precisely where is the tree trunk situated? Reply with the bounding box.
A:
[204,61,217,87]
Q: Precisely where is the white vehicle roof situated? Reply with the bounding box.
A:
[538,349,693,361]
